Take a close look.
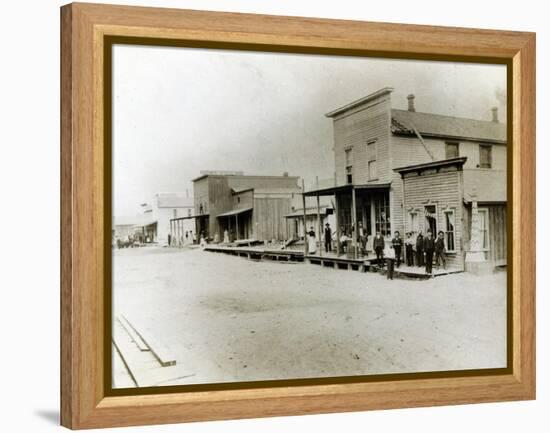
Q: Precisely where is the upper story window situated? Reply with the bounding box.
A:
[445,141,459,159]
[345,148,353,184]
[187,208,192,217]
[367,140,378,180]
[173,209,178,218]
[479,144,492,168]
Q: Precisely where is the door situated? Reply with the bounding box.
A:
[425,205,437,235]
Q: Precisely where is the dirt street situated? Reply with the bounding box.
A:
[113,246,507,387]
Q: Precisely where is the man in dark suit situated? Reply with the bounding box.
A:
[423,230,435,274]
[435,230,447,269]
[324,223,332,253]
[415,233,424,267]
[391,231,403,268]
[373,231,385,267]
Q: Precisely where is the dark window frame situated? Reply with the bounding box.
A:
[445,141,460,159]
[479,144,493,168]
[345,148,353,184]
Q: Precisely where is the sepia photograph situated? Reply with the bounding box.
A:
[111,44,508,389]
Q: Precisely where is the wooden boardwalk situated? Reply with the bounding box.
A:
[203,245,463,278]
[204,244,305,262]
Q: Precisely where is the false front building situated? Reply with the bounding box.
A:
[304,87,506,271]
[192,171,301,242]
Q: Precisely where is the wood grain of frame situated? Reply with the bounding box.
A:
[60,2,536,429]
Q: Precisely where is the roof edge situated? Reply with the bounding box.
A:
[325,87,394,118]
[394,157,468,174]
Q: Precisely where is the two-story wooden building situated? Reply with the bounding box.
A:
[304,87,506,271]
[192,171,302,242]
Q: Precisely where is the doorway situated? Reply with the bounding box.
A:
[425,205,437,235]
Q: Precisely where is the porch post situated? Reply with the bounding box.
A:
[352,187,358,259]
[235,214,239,240]
[465,188,491,274]
[317,195,322,257]
[335,194,340,256]
[302,179,307,256]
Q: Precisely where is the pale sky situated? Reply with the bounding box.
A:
[112,45,506,217]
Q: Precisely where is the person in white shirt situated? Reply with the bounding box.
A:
[384,245,396,280]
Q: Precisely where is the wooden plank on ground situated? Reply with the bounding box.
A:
[117,316,150,351]
[112,320,191,387]
[122,314,177,367]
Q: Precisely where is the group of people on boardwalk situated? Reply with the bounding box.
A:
[306,222,370,256]
[376,230,447,279]
[307,223,448,279]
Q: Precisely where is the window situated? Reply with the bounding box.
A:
[367,140,378,180]
[408,212,419,234]
[345,148,353,184]
[444,210,456,251]
[373,193,391,236]
[187,208,192,217]
[478,208,489,250]
[446,142,459,159]
[173,209,178,218]
[237,196,241,204]
[479,144,492,168]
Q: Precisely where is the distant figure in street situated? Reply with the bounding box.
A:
[435,230,447,269]
[415,232,424,267]
[384,245,396,280]
[405,232,414,266]
[391,231,403,268]
[200,231,206,248]
[373,231,385,268]
[423,230,435,274]
[324,223,332,253]
[358,221,368,257]
[307,226,317,254]
[223,229,229,243]
[190,230,195,244]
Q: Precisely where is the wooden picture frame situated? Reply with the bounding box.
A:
[60,2,536,429]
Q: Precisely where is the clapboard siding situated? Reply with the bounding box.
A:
[253,198,291,241]
[401,169,464,270]
[233,190,254,210]
[333,94,392,186]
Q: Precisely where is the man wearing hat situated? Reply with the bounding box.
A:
[324,222,332,253]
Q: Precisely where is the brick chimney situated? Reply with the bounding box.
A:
[407,94,416,112]
[491,107,499,123]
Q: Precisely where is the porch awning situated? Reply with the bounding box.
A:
[285,207,330,218]
[170,213,208,222]
[303,183,391,197]
[133,220,157,229]
[216,207,253,218]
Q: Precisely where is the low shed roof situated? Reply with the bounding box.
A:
[217,207,253,218]
[394,157,468,176]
